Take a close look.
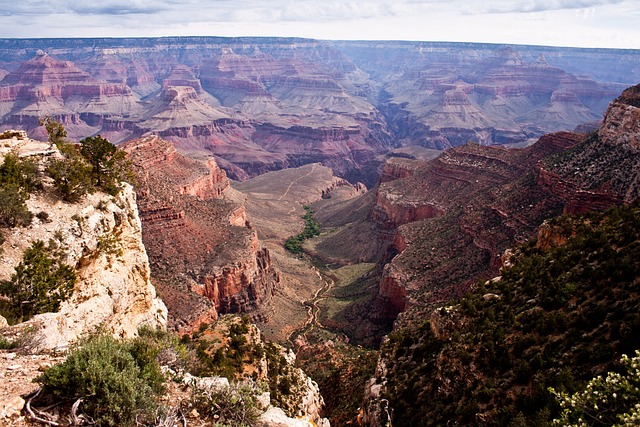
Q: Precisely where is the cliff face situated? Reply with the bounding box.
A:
[0,136,166,352]
[366,97,639,327]
[26,184,168,351]
[0,38,633,186]
[122,136,280,331]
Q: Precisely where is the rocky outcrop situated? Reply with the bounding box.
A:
[370,188,443,230]
[362,85,640,331]
[184,316,329,426]
[543,84,640,206]
[0,136,166,352]
[194,236,277,321]
[26,184,167,351]
[379,157,421,183]
[122,136,280,331]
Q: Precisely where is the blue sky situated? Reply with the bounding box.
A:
[0,0,638,49]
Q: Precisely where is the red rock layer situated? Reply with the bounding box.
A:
[366,116,638,326]
[122,135,280,331]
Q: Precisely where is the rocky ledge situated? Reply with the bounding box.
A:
[0,135,167,352]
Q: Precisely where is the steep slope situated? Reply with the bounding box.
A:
[366,201,640,426]
[372,84,640,330]
[122,135,280,332]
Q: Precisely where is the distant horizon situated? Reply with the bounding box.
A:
[0,35,638,52]
[0,0,638,50]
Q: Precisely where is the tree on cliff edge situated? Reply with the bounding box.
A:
[80,135,132,194]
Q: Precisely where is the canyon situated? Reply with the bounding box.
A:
[0,36,639,426]
[0,38,636,187]
[122,135,280,332]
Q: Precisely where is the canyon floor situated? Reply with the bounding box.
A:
[230,163,369,346]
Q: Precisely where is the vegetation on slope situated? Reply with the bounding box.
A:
[0,239,76,323]
[185,315,308,417]
[30,317,310,427]
[284,205,321,254]
[37,333,167,427]
[298,343,378,425]
[0,121,135,323]
[379,201,640,426]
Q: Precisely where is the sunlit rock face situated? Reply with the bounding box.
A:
[122,135,280,332]
[0,38,633,186]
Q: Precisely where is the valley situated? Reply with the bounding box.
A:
[0,36,639,427]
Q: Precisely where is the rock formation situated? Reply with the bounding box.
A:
[0,37,633,185]
[122,135,280,331]
[0,134,167,352]
[365,85,640,329]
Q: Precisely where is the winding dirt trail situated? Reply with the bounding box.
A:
[278,164,316,201]
[288,266,335,347]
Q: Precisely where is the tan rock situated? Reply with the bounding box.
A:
[0,395,24,419]
[259,407,315,427]
[22,183,167,351]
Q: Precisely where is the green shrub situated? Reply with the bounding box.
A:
[0,152,40,193]
[551,350,640,426]
[37,334,165,427]
[80,135,132,195]
[40,116,68,149]
[46,155,94,202]
[0,239,75,323]
[0,183,32,227]
[191,381,262,427]
[0,153,41,227]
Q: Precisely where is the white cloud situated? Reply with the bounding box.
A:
[0,0,636,48]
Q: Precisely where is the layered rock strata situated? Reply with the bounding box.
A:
[123,135,280,331]
[0,38,632,185]
[366,85,640,328]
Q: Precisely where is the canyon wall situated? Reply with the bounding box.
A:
[123,135,280,331]
[0,38,635,185]
[365,86,640,327]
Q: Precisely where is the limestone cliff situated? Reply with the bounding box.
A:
[0,135,167,352]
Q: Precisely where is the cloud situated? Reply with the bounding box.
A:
[0,0,636,48]
[475,0,630,14]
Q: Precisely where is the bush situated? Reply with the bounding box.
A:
[80,135,132,195]
[0,152,40,193]
[191,381,262,427]
[0,153,40,227]
[46,155,94,202]
[551,350,640,426]
[37,334,165,427]
[0,183,32,227]
[0,239,75,323]
[40,116,68,149]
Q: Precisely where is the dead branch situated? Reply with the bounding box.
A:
[71,398,84,425]
[180,408,187,427]
[25,388,60,426]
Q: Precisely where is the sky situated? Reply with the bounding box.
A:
[0,0,638,49]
